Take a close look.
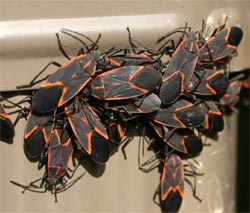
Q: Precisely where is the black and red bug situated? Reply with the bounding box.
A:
[186,69,229,96]
[23,108,54,159]
[86,104,127,154]
[159,31,199,105]
[160,153,184,213]
[150,122,203,155]
[158,153,202,212]
[45,126,75,190]
[0,96,31,142]
[0,104,15,141]
[91,65,162,100]
[11,124,84,202]
[148,99,205,128]
[65,99,110,164]
[226,69,250,106]
[31,52,98,113]
[17,29,101,113]
[199,26,243,62]
[197,101,224,133]
[219,80,242,107]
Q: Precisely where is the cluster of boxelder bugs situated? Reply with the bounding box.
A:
[0,19,249,212]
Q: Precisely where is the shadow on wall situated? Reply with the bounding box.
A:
[236,105,249,212]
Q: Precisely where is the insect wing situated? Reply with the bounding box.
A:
[32,54,96,113]
[199,27,243,62]
[187,69,229,96]
[198,101,224,132]
[105,93,161,114]
[149,100,204,128]
[66,103,110,164]
[91,66,162,100]
[24,109,53,158]
[82,104,108,140]
[160,32,198,104]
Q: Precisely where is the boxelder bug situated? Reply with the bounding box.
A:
[65,98,110,164]
[159,31,199,105]
[199,26,243,62]
[151,122,203,155]
[0,104,15,141]
[45,126,75,192]
[23,108,54,159]
[91,66,162,100]
[153,152,202,213]
[32,52,98,113]
[148,99,205,128]
[0,96,29,142]
[159,153,185,213]
[197,101,224,133]
[219,80,242,107]
[186,69,229,96]
[226,69,250,106]
[234,69,250,106]
[11,124,84,202]
[17,29,101,113]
